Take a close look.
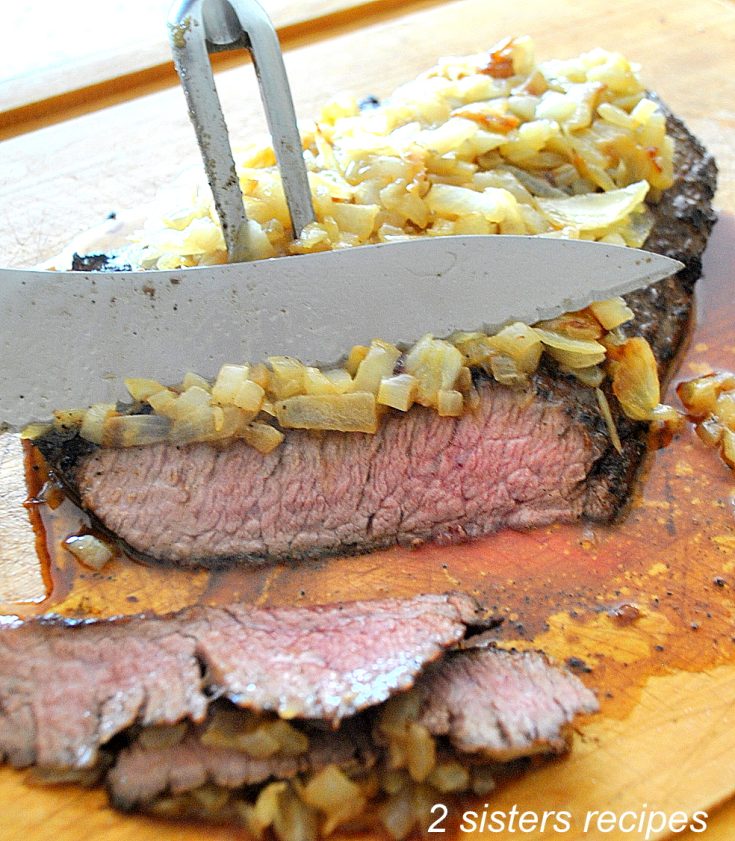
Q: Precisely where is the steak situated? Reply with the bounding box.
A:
[415,647,597,760]
[108,721,372,810]
[0,594,596,824]
[0,593,486,768]
[106,649,595,812]
[34,106,717,569]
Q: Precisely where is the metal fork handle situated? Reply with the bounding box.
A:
[168,0,316,261]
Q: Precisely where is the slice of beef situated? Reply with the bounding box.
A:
[416,647,598,761]
[0,593,487,769]
[106,646,596,811]
[44,377,606,567]
[108,719,372,811]
[0,611,208,769]
[34,105,717,569]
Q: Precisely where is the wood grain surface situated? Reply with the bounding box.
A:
[0,0,444,137]
[1,1,735,838]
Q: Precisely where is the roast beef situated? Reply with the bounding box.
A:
[107,646,595,812]
[0,594,596,825]
[415,647,596,760]
[108,721,373,810]
[0,593,484,768]
[34,107,717,569]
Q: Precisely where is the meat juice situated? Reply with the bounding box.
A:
[9,215,735,720]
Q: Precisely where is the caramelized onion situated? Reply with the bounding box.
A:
[64,534,113,570]
[678,370,735,471]
[608,336,659,421]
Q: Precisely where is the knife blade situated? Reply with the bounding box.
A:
[0,235,681,427]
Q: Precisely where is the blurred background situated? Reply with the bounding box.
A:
[0,0,362,135]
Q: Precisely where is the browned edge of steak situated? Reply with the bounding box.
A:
[32,102,717,569]
[580,101,718,517]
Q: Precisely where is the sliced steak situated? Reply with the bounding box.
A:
[108,720,370,811]
[193,593,485,722]
[416,647,598,761]
[34,106,717,569]
[0,612,207,769]
[106,647,596,811]
[0,593,486,768]
[46,378,604,567]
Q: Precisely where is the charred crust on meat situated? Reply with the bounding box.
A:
[71,253,133,273]
[32,427,95,499]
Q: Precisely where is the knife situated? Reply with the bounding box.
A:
[0,236,681,427]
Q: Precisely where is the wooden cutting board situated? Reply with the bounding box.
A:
[1,1,735,838]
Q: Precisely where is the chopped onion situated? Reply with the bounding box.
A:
[181,371,212,393]
[471,765,497,795]
[533,328,606,356]
[489,353,528,386]
[589,297,634,330]
[80,403,118,445]
[546,347,607,369]
[536,181,649,232]
[247,782,288,837]
[323,368,353,394]
[212,364,265,412]
[138,723,188,750]
[64,534,113,570]
[125,377,167,402]
[452,332,493,369]
[345,345,369,377]
[595,388,623,454]
[20,422,53,440]
[608,336,659,420]
[101,414,172,447]
[404,334,463,407]
[536,310,602,341]
[378,374,418,412]
[426,183,519,224]
[302,367,342,395]
[428,761,470,793]
[351,340,401,394]
[564,364,605,387]
[272,786,318,841]
[380,791,415,840]
[147,388,179,417]
[301,766,366,835]
[243,422,284,454]
[437,389,463,416]
[485,322,542,372]
[715,393,735,429]
[405,722,436,782]
[696,417,724,448]
[167,386,218,443]
[677,371,735,471]
[723,429,735,468]
[677,373,734,418]
[269,357,306,400]
[201,708,307,758]
[276,393,378,433]
[53,408,87,431]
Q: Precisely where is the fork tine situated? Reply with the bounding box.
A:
[169,1,251,262]
[229,0,316,238]
[168,0,315,263]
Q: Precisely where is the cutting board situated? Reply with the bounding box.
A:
[1,1,735,838]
